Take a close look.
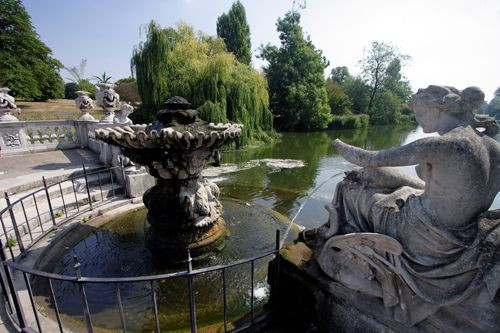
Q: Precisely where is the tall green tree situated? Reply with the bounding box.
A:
[0,0,64,100]
[131,22,274,145]
[325,79,351,115]
[260,11,332,131]
[216,1,252,65]
[359,41,410,114]
[330,66,351,85]
[131,22,173,117]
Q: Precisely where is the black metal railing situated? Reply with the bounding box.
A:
[0,165,281,333]
[0,164,123,261]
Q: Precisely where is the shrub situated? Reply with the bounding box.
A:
[115,80,140,103]
[329,114,370,130]
[64,82,79,99]
[77,80,96,99]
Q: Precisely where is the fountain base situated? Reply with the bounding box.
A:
[144,216,228,261]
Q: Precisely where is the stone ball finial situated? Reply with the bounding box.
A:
[164,96,191,110]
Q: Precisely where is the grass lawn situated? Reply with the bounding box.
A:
[16,99,105,121]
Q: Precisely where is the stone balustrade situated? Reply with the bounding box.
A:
[0,120,109,156]
[0,119,155,198]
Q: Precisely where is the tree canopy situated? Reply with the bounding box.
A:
[260,11,332,131]
[0,0,64,101]
[216,1,252,65]
[359,41,411,122]
[131,22,274,145]
[486,87,500,119]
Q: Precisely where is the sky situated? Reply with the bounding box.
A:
[23,0,500,100]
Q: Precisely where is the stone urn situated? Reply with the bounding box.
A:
[75,91,96,121]
[0,87,20,122]
[96,83,120,123]
[95,96,243,259]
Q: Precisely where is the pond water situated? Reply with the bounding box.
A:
[215,125,499,230]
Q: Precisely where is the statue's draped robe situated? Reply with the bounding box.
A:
[328,178,500,326]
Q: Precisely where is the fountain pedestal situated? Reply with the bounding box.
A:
[96,96,243,259]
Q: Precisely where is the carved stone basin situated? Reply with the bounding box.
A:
[95,97,243,259]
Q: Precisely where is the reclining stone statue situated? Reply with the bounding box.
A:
[310,85,499,329]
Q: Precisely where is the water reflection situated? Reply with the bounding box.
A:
[218,125,499,229]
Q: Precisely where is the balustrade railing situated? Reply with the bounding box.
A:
[0,120,124,156]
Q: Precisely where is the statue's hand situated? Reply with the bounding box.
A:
[333,139,367,166]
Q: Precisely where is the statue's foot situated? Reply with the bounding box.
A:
[321,203,340,239]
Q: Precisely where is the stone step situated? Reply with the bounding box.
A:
[0,170,116,213]
[0,183,124,241]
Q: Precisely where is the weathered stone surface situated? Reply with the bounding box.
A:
[113,103,134,125]
[95,96,243,257]
[96,83,120,123]
[0,87,20,122]
[304,85,500,330]
[75,90,96,121]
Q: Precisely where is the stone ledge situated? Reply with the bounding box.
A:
[268,242,500,333]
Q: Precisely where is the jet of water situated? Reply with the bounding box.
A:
[280,171,345,248]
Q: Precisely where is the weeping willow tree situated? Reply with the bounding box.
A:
[131,22,174,119]
[131,22,275,145]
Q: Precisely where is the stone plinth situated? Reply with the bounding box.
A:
[269,242,500,333]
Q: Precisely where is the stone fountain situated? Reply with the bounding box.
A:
[95,96,243,259]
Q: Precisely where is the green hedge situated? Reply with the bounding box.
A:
[329,114,369,129]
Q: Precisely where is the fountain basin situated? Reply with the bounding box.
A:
[33,199,298,332]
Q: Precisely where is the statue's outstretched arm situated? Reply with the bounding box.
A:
[333,137,443,167]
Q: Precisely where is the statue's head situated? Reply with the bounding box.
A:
[410,85,485,133]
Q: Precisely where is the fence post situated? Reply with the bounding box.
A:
[43,176,57,227]
[4,193,25,254]
[0,239,28,330]
[186,249,197,333]
[0,240,13,314]
[73,255,94,333]
[82,164,93,210]
[274,229,280,304]
[120,157,126,185]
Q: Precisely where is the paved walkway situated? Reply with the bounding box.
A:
[0,149,101,194]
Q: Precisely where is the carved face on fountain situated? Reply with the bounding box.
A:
[75,91,94,110]
[96,83,119,109]
[95,96,243,257]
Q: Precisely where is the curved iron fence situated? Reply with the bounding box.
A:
[0,165,280,332]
